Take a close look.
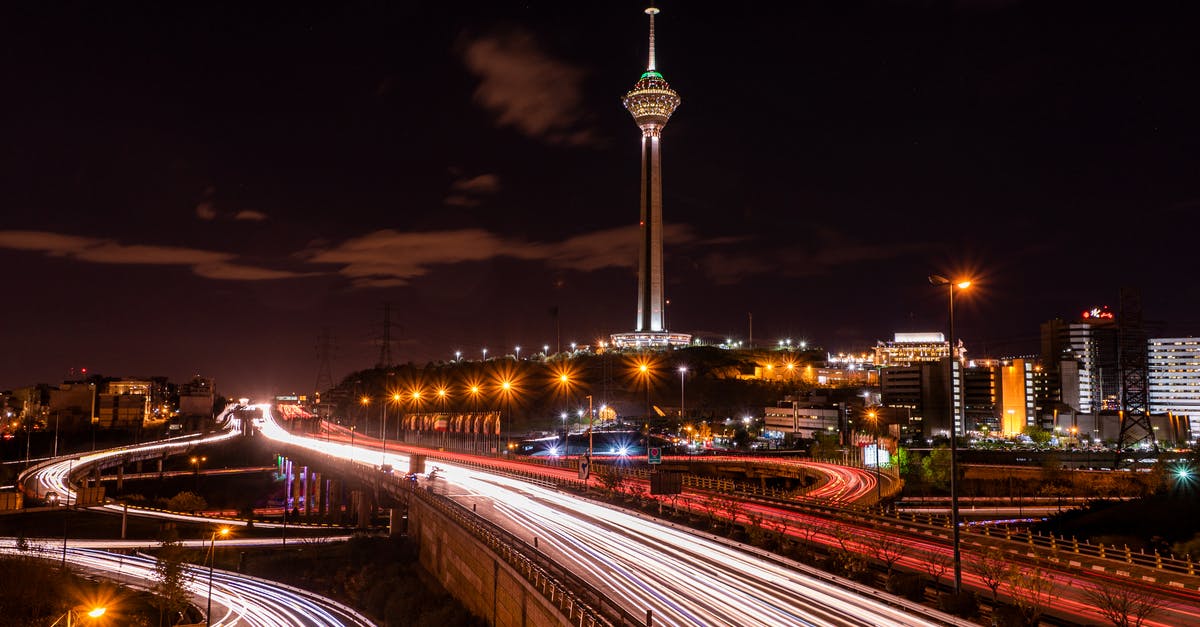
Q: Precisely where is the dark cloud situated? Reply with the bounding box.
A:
[305,224,713,288]
[461,29,596,146]
[0,230,310,281]
[195,201,218,220]
[451,173,501,194]
[445,173,501,207]
[234,210,269,221]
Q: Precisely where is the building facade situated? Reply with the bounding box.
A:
[873,332,951,367]
[1149,337,1200,442]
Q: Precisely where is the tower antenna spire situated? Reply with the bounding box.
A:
[645,6,659,71]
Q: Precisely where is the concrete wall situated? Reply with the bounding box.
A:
[408,496,570,627]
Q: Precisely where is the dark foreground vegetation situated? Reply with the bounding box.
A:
[0,554,165,626]
[235,535,483,627]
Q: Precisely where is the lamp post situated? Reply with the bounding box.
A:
[678,366,687,422]
[586,395,594,460]
[50,606,107,626]
[928,273,970,595]
[206,527,230,626]
[469,385,481,453]
[437,387,448,447]
[638,362,651,420]
[515,345,521,360]
[499,380,513,456]
[557,372,572,431]
[190,456,207,492]
[409,390,423,445]
[381,393,400,466]
[866,409,881,505]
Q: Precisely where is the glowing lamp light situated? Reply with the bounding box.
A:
[87,608,106,618]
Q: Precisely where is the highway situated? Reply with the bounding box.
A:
[259,406,964,627]
[20,406,1200,626]
[267,408,1200,627]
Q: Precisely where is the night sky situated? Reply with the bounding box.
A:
[2,1,1197,397]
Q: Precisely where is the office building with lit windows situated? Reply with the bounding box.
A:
[1149,337,1200,441]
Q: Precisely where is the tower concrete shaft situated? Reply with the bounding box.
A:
[623,6,679,333]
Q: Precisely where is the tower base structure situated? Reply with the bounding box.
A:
[610,331,692,349]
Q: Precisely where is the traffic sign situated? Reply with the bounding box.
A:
[648,446,662,465]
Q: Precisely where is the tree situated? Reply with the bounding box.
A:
[975,546,1011,604]
[166,491,207,514]
[1022,425,1052,446]
[1005,564,1057,625]
[795,520,822,560]
[1081,582,1165,627]
[151,531,192,625]
[744,509,768,545]
[922,549,952,590]
[922,446,952,491]
[864,530,909,579]
[597,465,625,498]
[714,494,744,536]
[769,517,791,553]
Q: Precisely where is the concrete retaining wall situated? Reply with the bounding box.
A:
[408,497,570,627]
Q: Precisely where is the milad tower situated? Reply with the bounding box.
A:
[611,6,692,349]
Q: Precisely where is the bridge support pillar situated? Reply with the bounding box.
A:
[303,467,312,517]
[116,465,124,492]
[389,507,406,536]
[351,489,371,529]
[313,473,323,516]
[328,479,341,522]
[292,465,303,515]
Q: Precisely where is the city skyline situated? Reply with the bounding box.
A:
[2,1,1197,396]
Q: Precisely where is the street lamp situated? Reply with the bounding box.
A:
[437,388,448,446]
[468,385,482,452]
[928,273,970,595]
[586,395,595,461]
[499,380,513,456]
[482,347,488,361]
[381,393,400,465]
[515,345,521,360]
[678,366,688,421]
[50,606,107,626]
[206,527,231,626]
[637,361,652,420]
[410,390,424,444]
[190,456,207,492]
[866,409,881,505]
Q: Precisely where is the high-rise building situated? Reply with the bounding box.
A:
[1040,308,1119,413]
[1149,337,1200,442]
[611,7,691,349]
